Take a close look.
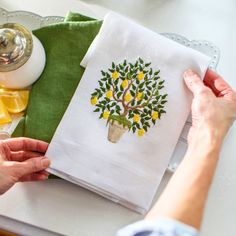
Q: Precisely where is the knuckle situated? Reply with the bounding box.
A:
[196,87,211,96]
[0,141,10,160]
[30,158,39,172]
[18,151,24,159]
[22,138,29,150]
[192,96,213,113]
[196,86,212,97]
[7,162,22,180]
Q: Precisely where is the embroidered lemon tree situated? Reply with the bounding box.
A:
[90,58,168,143]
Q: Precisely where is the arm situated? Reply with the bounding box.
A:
[145,125,222,229]
[145,69,236,229]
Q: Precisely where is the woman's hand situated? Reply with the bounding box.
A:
[0,137,50,194]
[183,69,236,146]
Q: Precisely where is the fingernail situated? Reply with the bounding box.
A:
[41,158,50,168]
[183,69,195,78]
[43,174,49,180]
[39,174,49,180]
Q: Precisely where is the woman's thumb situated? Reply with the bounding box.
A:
[183,69,209,96]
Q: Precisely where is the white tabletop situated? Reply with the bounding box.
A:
[0,0,235,235]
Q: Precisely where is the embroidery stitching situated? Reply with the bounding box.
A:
[91,58,168,143]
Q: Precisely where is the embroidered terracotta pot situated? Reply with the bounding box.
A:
[108,120,129,143]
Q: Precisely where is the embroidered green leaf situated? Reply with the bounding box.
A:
[161,100,167,104]
[162,94,168,99]
[114,79,119,86]
[117,92,122,98]
[130,90,136,97]
[105,83,110,90]
[143,125,147,132]
[93,108,100,112]
[136,123,141,129]
[149,68,153,75]
[139,58,144,64]
[160,110,166,114]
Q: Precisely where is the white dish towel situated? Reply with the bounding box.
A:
[46,12,210,214]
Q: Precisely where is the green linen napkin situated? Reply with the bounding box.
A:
[12,12,102,142]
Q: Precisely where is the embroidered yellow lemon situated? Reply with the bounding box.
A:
[152,111,159,120]
[137,71,144,81]
[124,93,132,102]
[103,110,110,119]
[112,71,119,80]
[133,114,140,123]
[121,79,128,89]
[90,96,98,105]
[138,128,145,137]
[106,90,113,99]
[136,92,143,101]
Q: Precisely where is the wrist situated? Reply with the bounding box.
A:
[187,124,224,157]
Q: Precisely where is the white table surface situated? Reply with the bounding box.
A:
[0,0,235,235]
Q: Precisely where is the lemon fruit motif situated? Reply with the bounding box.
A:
[106,90,113,99]
[138,128,145,137]
[112,71,119,80]
[136,92,143,101]
[152,111,159,120]
[137,71,144,81]
[133,114,140,123]
[121,79,128,89]
[90,96,98,105]
[103,110,110,119]
[124,93,132,102]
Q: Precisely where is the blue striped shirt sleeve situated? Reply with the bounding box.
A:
[117,218,199,236]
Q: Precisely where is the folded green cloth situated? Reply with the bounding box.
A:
[12,12,102,142]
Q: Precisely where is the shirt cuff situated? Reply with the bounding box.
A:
[117,218,199,236]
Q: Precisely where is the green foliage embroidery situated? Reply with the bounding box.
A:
[90,58,168,141]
